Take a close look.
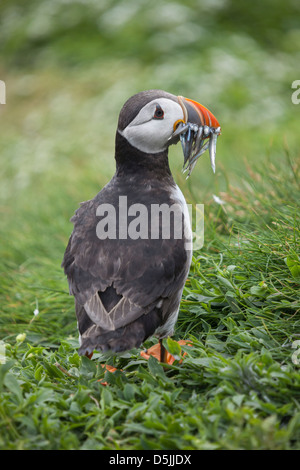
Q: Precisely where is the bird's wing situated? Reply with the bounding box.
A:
[62,182,190,333]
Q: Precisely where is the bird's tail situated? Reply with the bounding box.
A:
[76,303,163,356]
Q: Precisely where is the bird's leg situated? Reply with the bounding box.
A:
[159,338,168,363]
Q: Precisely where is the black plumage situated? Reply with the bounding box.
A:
[62,90,218,357]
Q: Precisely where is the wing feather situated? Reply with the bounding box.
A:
[62,178,191,333]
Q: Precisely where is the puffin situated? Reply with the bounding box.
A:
[62,90,220,362]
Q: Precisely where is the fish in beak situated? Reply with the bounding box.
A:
[170,96,221,177]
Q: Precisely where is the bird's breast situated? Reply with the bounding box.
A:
[169,184,193,253]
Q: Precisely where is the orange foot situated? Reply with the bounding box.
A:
[140,339,191,365]
[98,364,119,386]
[84,352,118,385]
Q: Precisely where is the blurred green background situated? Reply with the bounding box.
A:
[0,0,299,308]
[1,0,299,196]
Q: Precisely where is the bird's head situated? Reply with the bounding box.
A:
[117,90,221,176]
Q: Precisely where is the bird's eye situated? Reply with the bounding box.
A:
[153,105,164,120]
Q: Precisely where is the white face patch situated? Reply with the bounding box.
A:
[119,98,184,154]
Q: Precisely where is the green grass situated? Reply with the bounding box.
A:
[0,149,299,450]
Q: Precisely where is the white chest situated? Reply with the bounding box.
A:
[170,184,193,254]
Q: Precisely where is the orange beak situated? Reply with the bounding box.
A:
[179,96,220,129]
[178,96,220,129]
